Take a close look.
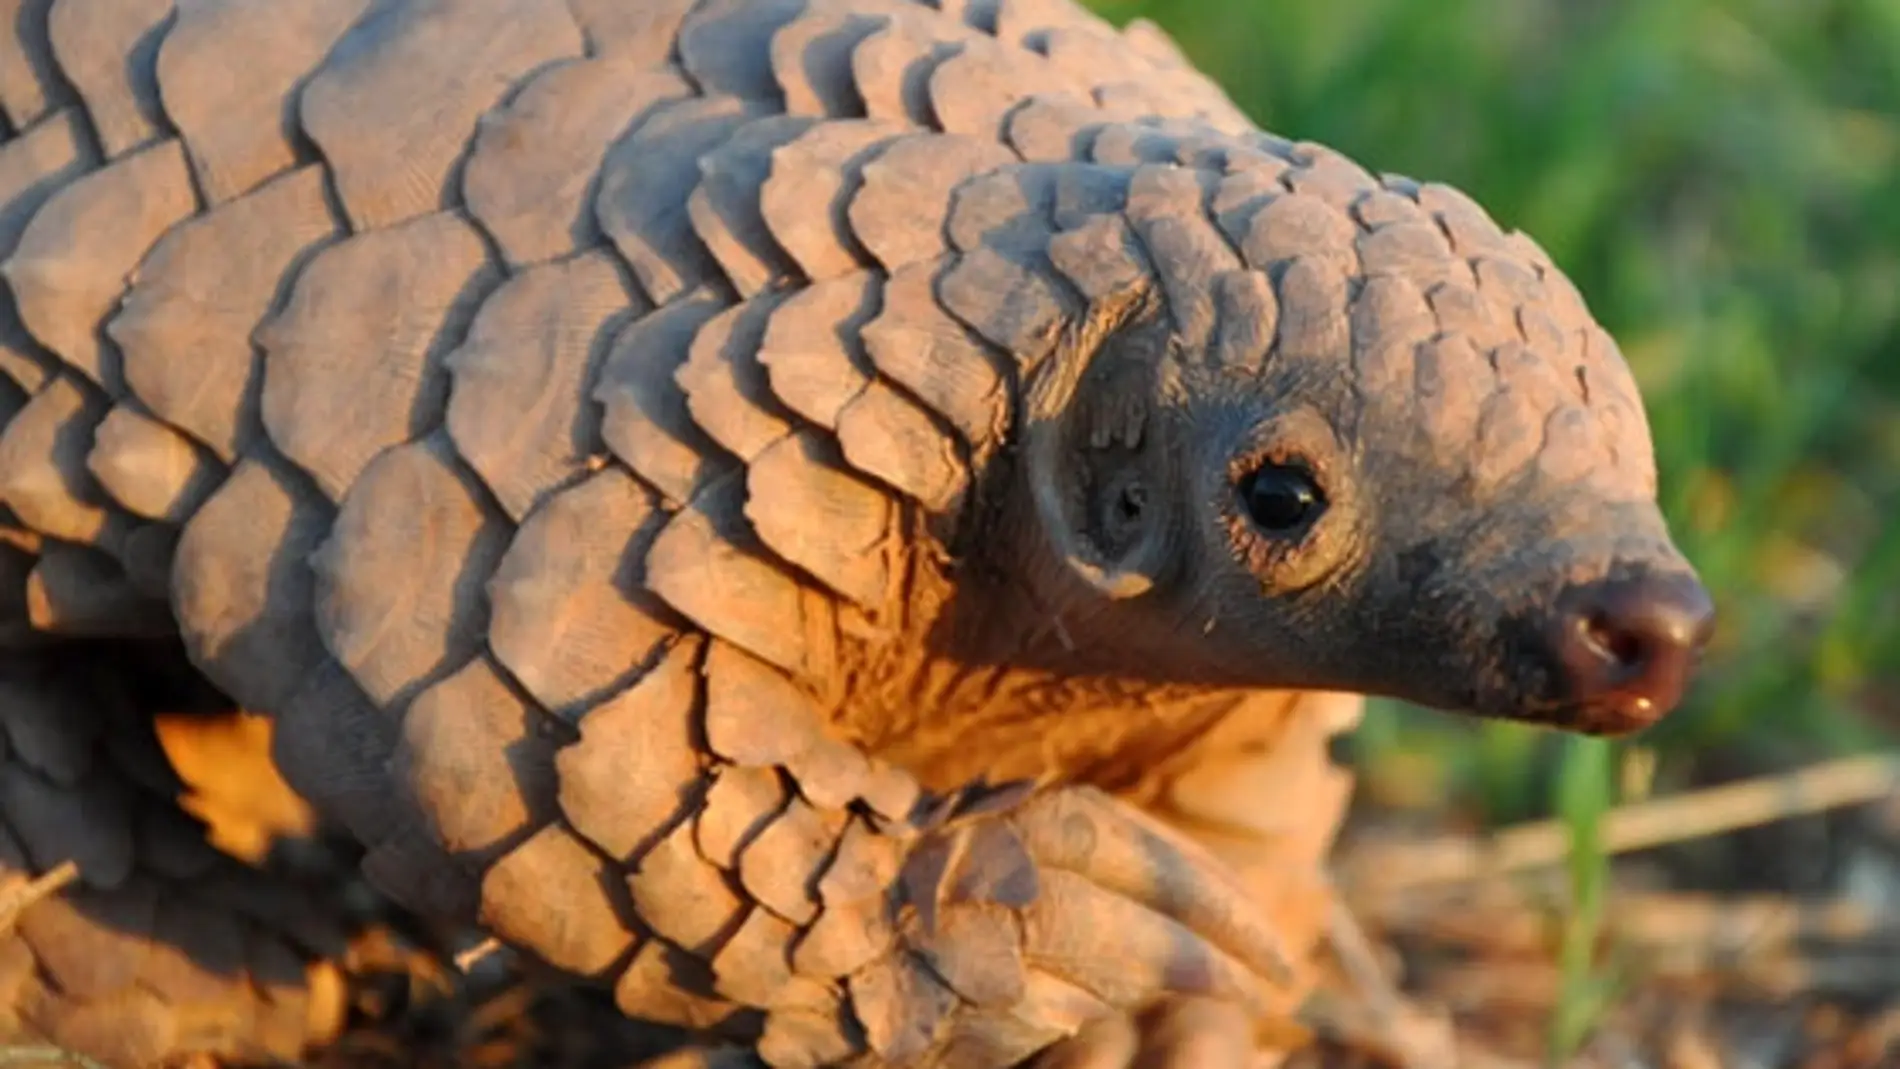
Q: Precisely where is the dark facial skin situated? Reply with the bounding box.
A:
[1179,383,1711,735]
[1008,185,1714,737]
[1162,261,1713,734]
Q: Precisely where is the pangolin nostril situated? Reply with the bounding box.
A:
[1552,572,1717,731]
[1583,612,1645,672]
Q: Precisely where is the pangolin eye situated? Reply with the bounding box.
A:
[1238,463,1325,534]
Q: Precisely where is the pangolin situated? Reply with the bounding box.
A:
[0,0,1715,1066]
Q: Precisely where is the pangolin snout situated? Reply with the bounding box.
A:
[1548,570,1716,734]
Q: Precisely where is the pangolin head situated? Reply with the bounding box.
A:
[1019,145,1712,736]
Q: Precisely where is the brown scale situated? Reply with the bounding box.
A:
[757,117,909,282]
[848,131,1018,271]
[833,378,968,516]
[755,269,879,429]
[565,0,696,62]
[695,765,788,873]
[629,820,749,956]
[44,0,173,160]
[5,138,197,392]
[712,905,811,1009]
[688,115,820,298]
[1282,141,1381,209]
[462,58,694,270]
[1084,117,1229,170]
[856,258,1012,458]
[1098,115,1219,166]
[940,0,999,35]
[616,939,756,1040]
[1005,94,1108,163]
[677,288,804,461]
[170,452,334,713]
[478,820,637,977]
[256,210,500,502]
[0,108,98,266]
[927,34,1072,142]
[0,0,73,129]
[84,404,224,524]
[266,657,407,856]
[1355,213,1467,290]
[1208,159,1292,246]
[746,428,898,610]
[0,539,34,639]
[1045,211,1152,305]
[680,0,807,105]
[296,0,583,232]
[1122,163,1238,352]
[643,469,830,676]
[391,656,564,905]
[551,638,707,866]
[154,0,373,206]
[597,94,766,306]
[1206,269,1279,375]
[736,795,848,926]
[0,374,134,551]
[0,666,99,787]
[596,289,741,507]
[932,235,1064,365]
[442,249,644,522]
[485,464,681,719]
[111,164,344,462]
[309,430,513,712]
[847,13,970,127]
[1346,273,1438,402]
[768,5,888,119]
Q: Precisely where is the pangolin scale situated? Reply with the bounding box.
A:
[0,0,1712,1066]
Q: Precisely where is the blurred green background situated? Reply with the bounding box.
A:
[1084,0,1900,826]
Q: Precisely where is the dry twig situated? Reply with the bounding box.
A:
[1339,754,1900,893]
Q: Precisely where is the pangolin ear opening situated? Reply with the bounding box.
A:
[1020,294,1177,602]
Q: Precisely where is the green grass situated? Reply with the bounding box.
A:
[1081,0,1900,1052]
[1082,0,1900,803]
